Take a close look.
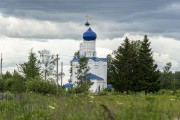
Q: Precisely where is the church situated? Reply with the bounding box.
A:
[65,19,107,92]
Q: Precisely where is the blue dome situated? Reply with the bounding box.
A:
[83,28,97,41]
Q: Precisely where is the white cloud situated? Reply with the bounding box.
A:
[165,2,180,10]
[153,52,179,71]
[0,13,84,39]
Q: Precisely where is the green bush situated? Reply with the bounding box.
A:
[0,78,5,91]
[26,77,57,95]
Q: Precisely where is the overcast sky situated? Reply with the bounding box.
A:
[0,0,180,84]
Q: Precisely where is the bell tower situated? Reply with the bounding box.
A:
[79,16,97,58]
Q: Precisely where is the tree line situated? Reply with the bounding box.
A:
[0,49,61,95]
[0,35,180,95]
[107,35,180,94]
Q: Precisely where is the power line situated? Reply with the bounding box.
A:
[56,54,59,92]
[60,62,63,86]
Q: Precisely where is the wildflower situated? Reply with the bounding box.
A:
[49,106,55,110]
[170,99,175,101]
[116,101,123,105]
[118,102,123,105]
[89,96,94,99]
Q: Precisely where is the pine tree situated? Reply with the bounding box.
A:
[111,37,138,93]
[138,35,160,94]
[19,49,40,79]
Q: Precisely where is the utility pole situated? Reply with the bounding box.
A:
[61,62,63,86]
[56,54,59,92]
[0,53,2,78]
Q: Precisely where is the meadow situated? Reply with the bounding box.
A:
[0,91,179,120]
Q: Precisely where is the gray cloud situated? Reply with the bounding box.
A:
[0,0,179,40]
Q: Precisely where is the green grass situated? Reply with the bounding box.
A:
[0,92,179,120]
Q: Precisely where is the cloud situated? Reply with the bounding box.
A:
[0,0,180,40]
[153,52,179,71]
[0,14,86,40]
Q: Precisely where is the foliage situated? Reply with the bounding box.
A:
[138,35,160,94]
[25,77,57,95]
[110,36,160,93]
[0,78,5,91]
[74,51,80,58]
[159,62,173,89]
[19,49,40,79]
[159,65,180,90]
[0,93,179,120]
[1,70,25,93]
[75,55,93,93]
[38,49,56,80]
[2,71,13,79]
[8,71,26,93]
[110,37,139,93]
[107,54,113,84]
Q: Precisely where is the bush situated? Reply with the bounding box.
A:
[0,78,5,91]
[26,77,57,95]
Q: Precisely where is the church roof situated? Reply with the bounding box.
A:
[89,57,107,62]
[64,83,73,88]
[83,28,97,41]
[86,73,104,80]
[72,57,107,62]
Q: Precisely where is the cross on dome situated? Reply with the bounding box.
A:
[85,16,92,27]
[83,16,97,41]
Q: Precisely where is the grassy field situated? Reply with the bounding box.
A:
[0,92,179,120]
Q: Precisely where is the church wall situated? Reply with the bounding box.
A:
[79,41,96,57]
[90,80,107,92]
[71,60,107,89]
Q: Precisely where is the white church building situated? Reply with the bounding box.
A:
[66,20,107,92]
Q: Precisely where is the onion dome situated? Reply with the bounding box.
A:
[85,21,90,26]
[83,28,97,41]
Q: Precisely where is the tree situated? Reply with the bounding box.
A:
[74,51,80,58]
[107,54,113,84]
[2,71,13,80]
[19,49,40,79]
[111,37,139,93]
[38,50,56,81]
[25,77,57,95]
[159,62,173,89]
[10,70,26,92]
[138,35,160,94]
[2,70,25,92]
[75,54,92,93]
[172,71,180,89]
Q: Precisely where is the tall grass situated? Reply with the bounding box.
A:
[0,92,179,120]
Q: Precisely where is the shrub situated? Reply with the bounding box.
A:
[0,78,5,91]
[26,77,57,95]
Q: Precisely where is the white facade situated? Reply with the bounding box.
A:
[70,26,107,92]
